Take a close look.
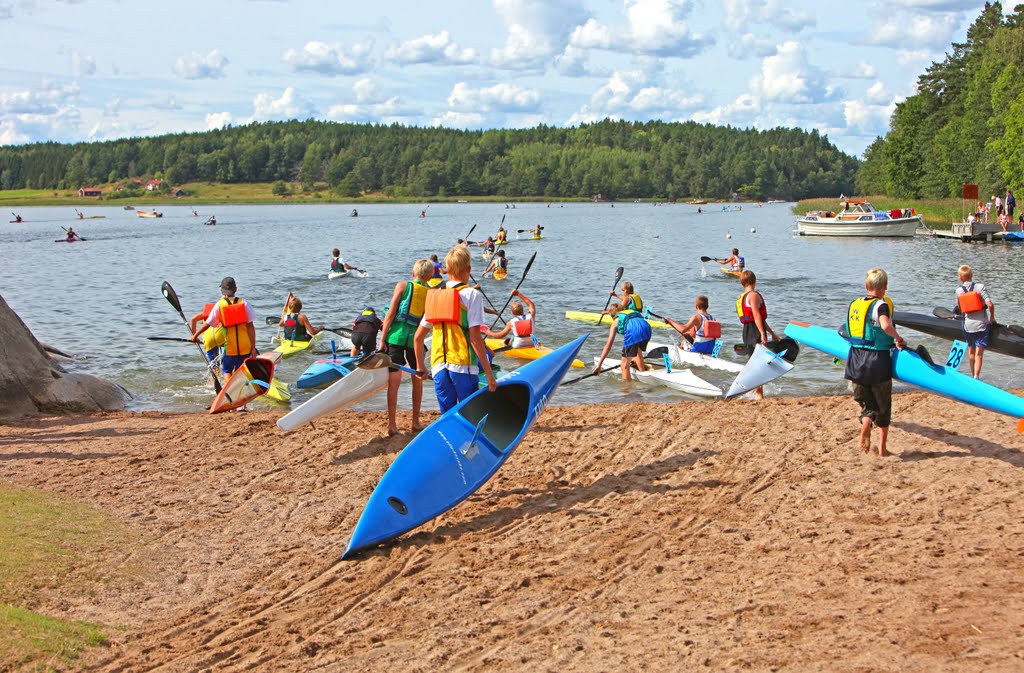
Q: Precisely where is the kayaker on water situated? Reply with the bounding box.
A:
[484,290,536,348]
[379,259,434,435]
[278,297,324,343]
[495,225,508,245]
[414,245,498,413]
[843,267,906,457]
[715,248,744,272]
[663,295,721,355]
[331,248,358,274]
[479,236,496,254]
[482,249,508,279]
[192,276,257,375]
[65,227,78,241]
[593,302,652,382]
[350,307,382,356]
[12,213,22,223]
[736,270,778,400]
[953,264,995,379]
[609,281,643,312]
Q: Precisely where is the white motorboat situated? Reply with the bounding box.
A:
[796,199,921,237]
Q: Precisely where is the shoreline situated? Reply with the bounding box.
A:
[2,389,1022,670]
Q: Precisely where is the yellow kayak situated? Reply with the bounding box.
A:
[486,338,585,368]
[721,267,742,277]
[563,310,672,330]
[273,331,325,358]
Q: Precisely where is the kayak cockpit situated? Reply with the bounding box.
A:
[459,383,530,452]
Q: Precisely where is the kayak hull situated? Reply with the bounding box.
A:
[273,331,325,358]
[328,271,350,280]
[564,310,671,330]
[485,337,585,368]
[209,355,276,413]
[893,311,1024,359]
[784,322,1024,420]
[277,364,389,432]
[595,357,721,397]
[296,355,361,389]
[644,341,743,373]
[343,334,588,557]
[725,343,794,398]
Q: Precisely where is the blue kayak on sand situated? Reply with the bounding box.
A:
[785,322,1024,422]
[343,334,588,558]
[296,355,362,389]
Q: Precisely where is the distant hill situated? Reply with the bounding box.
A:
[0,118,857,201]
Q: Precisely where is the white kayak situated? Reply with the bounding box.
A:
[595,357,722,398]
[277,359,390,433]
[725,343,794,399]
[328,270,350,280]
[645,341,743,373]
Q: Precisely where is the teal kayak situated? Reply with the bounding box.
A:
[343,334,588,557]
[785,321,1024,422]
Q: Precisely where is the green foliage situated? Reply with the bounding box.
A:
[271,179,290,196]
[0,119,857,200]
[860,2,1024,197]
[0,603,107,670]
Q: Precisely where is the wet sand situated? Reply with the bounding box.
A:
[1,390,1023,671]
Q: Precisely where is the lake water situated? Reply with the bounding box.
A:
[3,202,1024,413]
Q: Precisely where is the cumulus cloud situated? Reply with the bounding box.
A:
[836,61,877,79]
[862,11,961,50]
[727,33,777,59]
[70,50,96,76]
[844,98,897,135]
[384,30,476,66]
[282,40,373,76]
[153,95,182,110]
[0,81,79,114]
[691,93,763,128]
[568,69,705,124]
[490,0,590,70]
[173,49,228,79]
[446,82,541,113]
[431,110,487,128]
[750,41,838,104]
[0,106,82,146]
[568,0,712,58]
[327,79,421,123]
[253,87,315,121]
[722,0,814,35]
[206,111,232,129]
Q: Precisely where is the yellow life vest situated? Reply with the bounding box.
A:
[217,297,252,356]
[846,295,895,351]
[426,284,477,369]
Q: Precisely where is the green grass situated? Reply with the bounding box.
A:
[794,195,968,228]
[0,484,145,669]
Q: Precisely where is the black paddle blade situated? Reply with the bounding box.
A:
[932,306,956,319]
[161,281,184,316]
[265,316,279,325]
[915,344,936,366]
[700,256,713,262]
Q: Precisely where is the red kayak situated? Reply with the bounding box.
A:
[209,354,277,413]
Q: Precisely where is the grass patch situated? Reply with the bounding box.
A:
[795,195,967,227]
[0,483,146,669]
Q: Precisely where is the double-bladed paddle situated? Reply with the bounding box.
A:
[596,266,625,326]
[60,226,85,241]
[161,280,222,393]
[517,226,544,233]
[147,336,195,343]
[489,251,537,329]
[264,315,355,335]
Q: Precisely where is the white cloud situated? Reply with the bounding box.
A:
[432,110,487,128]
[173,49,228,80]
[490,0,590,70]
[862,12,961,50]
[153,95,182,110]
[0,106,82,146]
[446,82,540,113]
[750,41,837,103]
[253,87,315,121]
[691,93,763,127]
[568,0,712,58]
[844,98,896,135]
[568,69,705,124]
[0,81,79,114]
[836,61,877,79]
[70,50,96,76]
[206,111,232,129]
[281,40,373,76]
[727,33,777,59]
[864,81,891,105]
[722,0,814,34]
[384,30,476,66]
[327,79,420,122]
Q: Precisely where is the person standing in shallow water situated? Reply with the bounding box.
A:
[843,267,906,457]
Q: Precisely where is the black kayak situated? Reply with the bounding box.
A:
[893,309,1024,359]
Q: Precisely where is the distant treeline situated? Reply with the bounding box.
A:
[858,2,1024,198]
[0,119,858,201]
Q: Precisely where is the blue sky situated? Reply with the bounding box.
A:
[0,0,991,157]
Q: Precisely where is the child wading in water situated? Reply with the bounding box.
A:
[844,267,906,457]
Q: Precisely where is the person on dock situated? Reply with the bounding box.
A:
[279,297,324,343]
[414,245,497,413]
[953,264,995,379]
[663,295,721,355]
[844,267,906,457]
[483,249,508,280]
[192,277,256,375]
[484,290,536,348]
[736,270,778,400]
[715,248,744,272]
[593,302,652,382]
[350,307,382,357]
[1006,188,1016,220]
[378,259,433,435]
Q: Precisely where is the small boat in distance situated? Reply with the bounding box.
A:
[796,199,921,237]
[123,205,135,210]
[686,200,708,205]
[137,210,163,218]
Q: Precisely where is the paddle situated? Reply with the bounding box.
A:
[264,316,354,335]
[463,223,477,243]
[60,226,85,241]
[517,227,544,233]
[355,352,419,376]
[275,292,293,342]
[700,256,713,262]
[147,336,196,343]
[562,364,619,386]
[160,281,222,393]
[490,251,537,329]
[596,267,625,326]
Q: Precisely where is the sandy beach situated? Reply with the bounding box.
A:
[2,390,1023,671]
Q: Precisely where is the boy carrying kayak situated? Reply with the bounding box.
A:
[191,277,257,375]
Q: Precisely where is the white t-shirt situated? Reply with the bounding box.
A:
[204,296,257,328]
[956,282,991,333]
[420,280,485,375]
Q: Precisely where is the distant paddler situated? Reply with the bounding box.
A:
[495,224,508,245]
[64,226,79,242]
[715,248,744,272]
[483,249,508,280]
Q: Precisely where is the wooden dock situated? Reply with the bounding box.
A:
[916,220,1010,242]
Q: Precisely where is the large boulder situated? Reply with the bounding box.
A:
[0,293,130,416]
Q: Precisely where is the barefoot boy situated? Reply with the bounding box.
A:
[736,271,778,399]
[844,267,906,457]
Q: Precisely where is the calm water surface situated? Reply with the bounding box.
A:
[3,202,1024,412]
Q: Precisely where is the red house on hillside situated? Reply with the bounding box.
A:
[78,187,102,197]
